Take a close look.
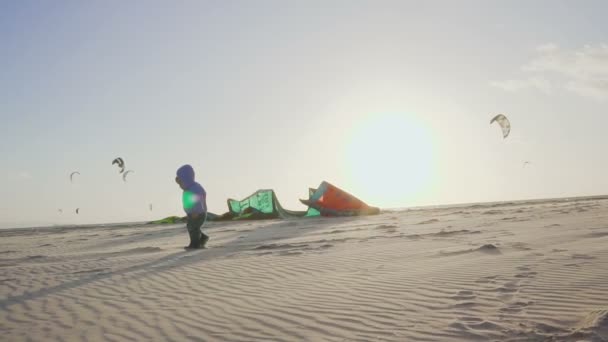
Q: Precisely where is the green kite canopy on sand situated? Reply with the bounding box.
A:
[152,181,379,224]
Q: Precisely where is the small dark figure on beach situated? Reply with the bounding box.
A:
[176,164,208,249]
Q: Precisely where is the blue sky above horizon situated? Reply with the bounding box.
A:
[1,1,608,228]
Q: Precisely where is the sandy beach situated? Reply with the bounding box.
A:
[3,1,608,341]
[1,197,607,341]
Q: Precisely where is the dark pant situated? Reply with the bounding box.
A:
[186,213,208,247]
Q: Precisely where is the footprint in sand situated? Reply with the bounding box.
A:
[510,242,532,251]
[416,219,439,225]
[475,275,500,284]
[450,319,502,333]
[253,242,335,257]
[278,250,303,256]
[499,300,534,314]
[450,290,477,305]
[496,281,519,293]
[494,280,521,302]
[72,268,110,275]
[514,265,538,278]
[375,225,398,234]
[586,231,608,238]
[514,271,537,278]
[324,229,347,235]
[478,244,501,254]
[452,301,477,308]
[571,254,596,260]
[456,316,484,323]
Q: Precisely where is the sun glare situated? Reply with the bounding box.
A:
[343,113,438,207]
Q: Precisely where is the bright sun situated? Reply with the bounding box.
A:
[343,113,438,208]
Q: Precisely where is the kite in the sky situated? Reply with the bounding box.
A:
[112,157,125,174]
[490,114,511,139]
[70,171,80,183]
[122,170,134,182]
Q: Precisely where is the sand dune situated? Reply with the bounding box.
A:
[2,198,608,341]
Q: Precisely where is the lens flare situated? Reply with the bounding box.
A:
[182,191,200,210]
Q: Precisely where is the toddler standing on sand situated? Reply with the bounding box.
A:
[175,164,209,249]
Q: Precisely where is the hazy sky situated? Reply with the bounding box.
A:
[2,0,608,228]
